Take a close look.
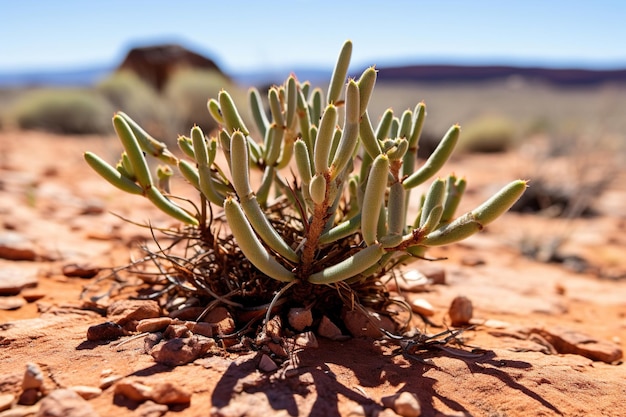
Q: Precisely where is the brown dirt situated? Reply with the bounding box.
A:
[1,132,625,417]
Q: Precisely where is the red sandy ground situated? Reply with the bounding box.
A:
[1,132,625,417]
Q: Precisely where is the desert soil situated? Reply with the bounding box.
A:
[1,132,625,417]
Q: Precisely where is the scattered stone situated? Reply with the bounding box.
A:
[418,264,446,285]
[68,386,102,400]
[86,321,126,342]
[35,388,99,417]
[136,317,172,333]
[17,389,40,406]
[114,379,191,405]
[150,335,216,366]
[107,300,160,330]
[448,296,473,326]
[409,298,435,317]
[20,289,46,303]
[0,232,38,261]
[99,375,123,390]
[163,323,191,339]
[135,400,168,417]
[258,354,278,373]
[264,315,283,340]
[266,342,288,358]
[168,306,205,321]
[317,315,344,340]
[0,394,14,412]
[204,306,236,336]
[387,269,430,292]
[0,268,38,296]
[294,331,319,348]
[61,264,101,279]
[288,307,313,331]
[381,392,421,417]
[532,326,623,363]
[184,321,217,338]
[460,254,485,267]
[143,333,163,354]
[22,363,44,392]
[1,404,41,417]
[0,296,26,311]
[343,308,396,338]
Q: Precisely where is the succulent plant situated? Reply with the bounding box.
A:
[84,40,526,335]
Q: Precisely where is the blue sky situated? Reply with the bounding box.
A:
[2,1,625,73]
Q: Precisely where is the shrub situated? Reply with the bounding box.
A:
[97,71,170,138]
[163,68,240,136]
[456,114,516,153]
[9,88,113,135]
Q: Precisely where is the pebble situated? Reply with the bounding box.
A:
[448,296,473,326]
[0,394,15,412]
[0,296,26,311]
[409,298,435,317]
[163,324,191,339]
[343,308,396,338]
[22,363,44,391]
[86,321,126,342]
[135,400,168,417]
[99,375,123,390]
[418,264,446,285]
[294,331,319,348]
[184,321,217,338]
[287,308,313,331]
[17,389,40,406]
[0,405,40,417]
[317,315,344,340]
[35,388,99,417]
[381,392,421,417]
[257,354,278,373]
[136,317,172,333]
[114,379,191,405]
[204,306,236,336]
[387,269,430,292]
[150,335,216,366]
[68,386,102,400]
[61,264,101,279]
[0,268,38,296]
[532,326,623,363]
[0,232,38,261]
[106,300,160,329]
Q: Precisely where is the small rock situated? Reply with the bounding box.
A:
[163,324,191,339]
[168,306,205,321]
[22,363,44,391]
[86,321,126,342]
[184,321,217,338]
[17,389,41,406]
[114,379,191,405]
[460,254,485,267]
[143,333,163,354]
[264,315,283,340]
[36,388,99,417]
[99,375,123,390]
[0,394,14,412]
[317,316,344,340]
[107,300,160,330]
[258,354,278,373]
[0,268,38,296]
[343,308,396,338]
[387,270,430,292]
[381,392,421,417]
[419,264,446,285]
[136,317,172,333]
[533,326,623,363]
[294,331,319,348]
[61,264,101,279]
[204,306,236,336]
[0,296,26,310]
[20,289,46,303]
[448,296,473,326]
[409,298,435,317]
[150,335,216,366]
[266,342,288,358]
[68,386,102,400]
[0,232,38,261]
[288,308,313,331]
[135,400,168,417]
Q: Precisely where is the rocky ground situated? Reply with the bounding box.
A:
[0,132,624,417]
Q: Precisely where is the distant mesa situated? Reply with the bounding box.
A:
[376,64,626,86]
[117,44,229,91]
